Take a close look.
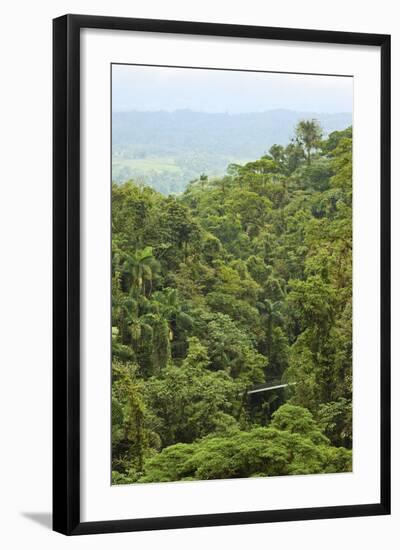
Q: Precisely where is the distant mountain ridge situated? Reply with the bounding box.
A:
[112,109,352,194]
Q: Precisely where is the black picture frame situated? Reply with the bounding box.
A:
[53,14,391,536]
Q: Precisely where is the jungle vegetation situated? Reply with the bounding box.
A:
[111,120,353,484]
[112,110,352,193]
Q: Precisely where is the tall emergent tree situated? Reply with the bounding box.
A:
[295,118,323,164]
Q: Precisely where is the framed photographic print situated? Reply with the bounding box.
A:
[53,14,391,535]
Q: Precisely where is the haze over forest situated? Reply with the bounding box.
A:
[112,109,352,194]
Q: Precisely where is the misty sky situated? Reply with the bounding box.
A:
[112,64,353,115]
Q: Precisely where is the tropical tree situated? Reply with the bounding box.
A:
[152,288,193,340]
[151,288,194,358]
[258,298,284,366]
[121,247,158,296]
[145,337,239,447]
[139,405,351,483]
[295,119,323,164]
[112,361,153,478]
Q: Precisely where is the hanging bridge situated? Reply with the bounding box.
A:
[246,381,296,395]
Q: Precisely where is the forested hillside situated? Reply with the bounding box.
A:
[112,121,353,484]
[112,110,352,193]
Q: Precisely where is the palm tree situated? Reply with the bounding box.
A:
[151,288,194,341]
[139,311,171,373]
[129,316,154,343]
[295,119,323,164]
[112,293,138,344]
[121,247,157,297]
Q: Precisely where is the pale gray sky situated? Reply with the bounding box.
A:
[112,64,353,114]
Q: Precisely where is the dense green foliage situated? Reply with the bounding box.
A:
[112,110,352,193]
[112,121,353,484]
